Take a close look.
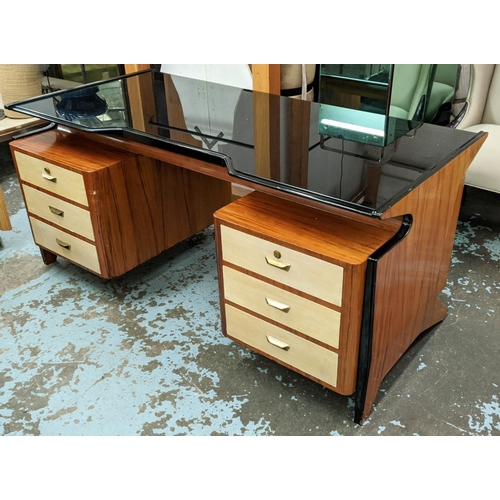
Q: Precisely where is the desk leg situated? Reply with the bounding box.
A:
[0,185,12,231]
[40,248,57,265]
[355,216,412,424]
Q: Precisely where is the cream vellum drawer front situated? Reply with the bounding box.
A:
[225,304,339,387]
[22,185,95,241]
[220,225,344,306]
[29,217,101,274]
[223,266,341,349]
[15,152,89,206]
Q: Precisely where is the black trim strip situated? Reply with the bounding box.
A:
[4,69,153,111]
[100,127,230,168]
[150,121,255,150]
[280,82,314,97]
[4,69,487,223]
[151,71,170,139]
[354,214,413,424]
[225,168,381,218]
[12,122,57,140]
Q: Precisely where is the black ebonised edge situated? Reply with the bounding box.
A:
[354,214,413,424]
[4,69,154,112]
[223,168,381,218]
[12,122,57,141]
[375,131,487,215]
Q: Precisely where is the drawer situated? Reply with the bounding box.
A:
[220,225,344,306]
[225,305,338,387]
[22,185,95,241]
[29,217,101,274]
[223,266,340,348]
[15,152,89,206]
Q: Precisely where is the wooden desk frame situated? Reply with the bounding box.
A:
[6,65,486,421]
[9,122,486,423]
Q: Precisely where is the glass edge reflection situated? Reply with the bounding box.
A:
[374,129,488,215]
[224,168,380,218]
[4,68,153,112]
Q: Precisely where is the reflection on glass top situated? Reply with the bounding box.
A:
[6,69,482,217]
[318,64,451,147]
[320,64,392,84]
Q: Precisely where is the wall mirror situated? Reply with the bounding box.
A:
[318,64,459,148]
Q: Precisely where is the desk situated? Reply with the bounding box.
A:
[5,69,487,423]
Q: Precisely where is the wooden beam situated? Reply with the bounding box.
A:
[251,65,281,95]
[0,185,12,231]
[251,65,281,179]
[124,64,151,74]
[288,98,311,188]
[122,64,156,133]
[253,90,281,180]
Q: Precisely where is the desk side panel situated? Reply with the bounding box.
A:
[90,155,232,278]
[360,135,487,422]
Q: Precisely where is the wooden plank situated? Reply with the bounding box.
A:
[123,64,156,134]
[0,186,12,231]
[124,64,151,74]
[252,89,281,180]
[288,98,311,188]
[251,64,281,95]
[251,65,281,180]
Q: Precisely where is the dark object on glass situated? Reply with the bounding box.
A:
[55,86,108,120]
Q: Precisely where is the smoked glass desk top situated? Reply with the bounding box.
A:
[6,69,484,218]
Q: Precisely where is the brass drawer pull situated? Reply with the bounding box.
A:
[266,335,290,351]
[56,238,71,250]
[265,256,291,271]
[49,206,64,217]
[265,297,290,313]
[42,167,57,183]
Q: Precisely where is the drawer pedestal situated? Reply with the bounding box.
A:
[10,129,232,278]
[214,191,398,398]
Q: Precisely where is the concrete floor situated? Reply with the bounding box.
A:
[1,141,499,436]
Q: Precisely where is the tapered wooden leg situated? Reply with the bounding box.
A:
[0,186,12,231]
[40,248,57,265]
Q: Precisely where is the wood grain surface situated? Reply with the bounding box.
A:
[10,129,232,278]
[0,184,12,231]
[359,133,488,422]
